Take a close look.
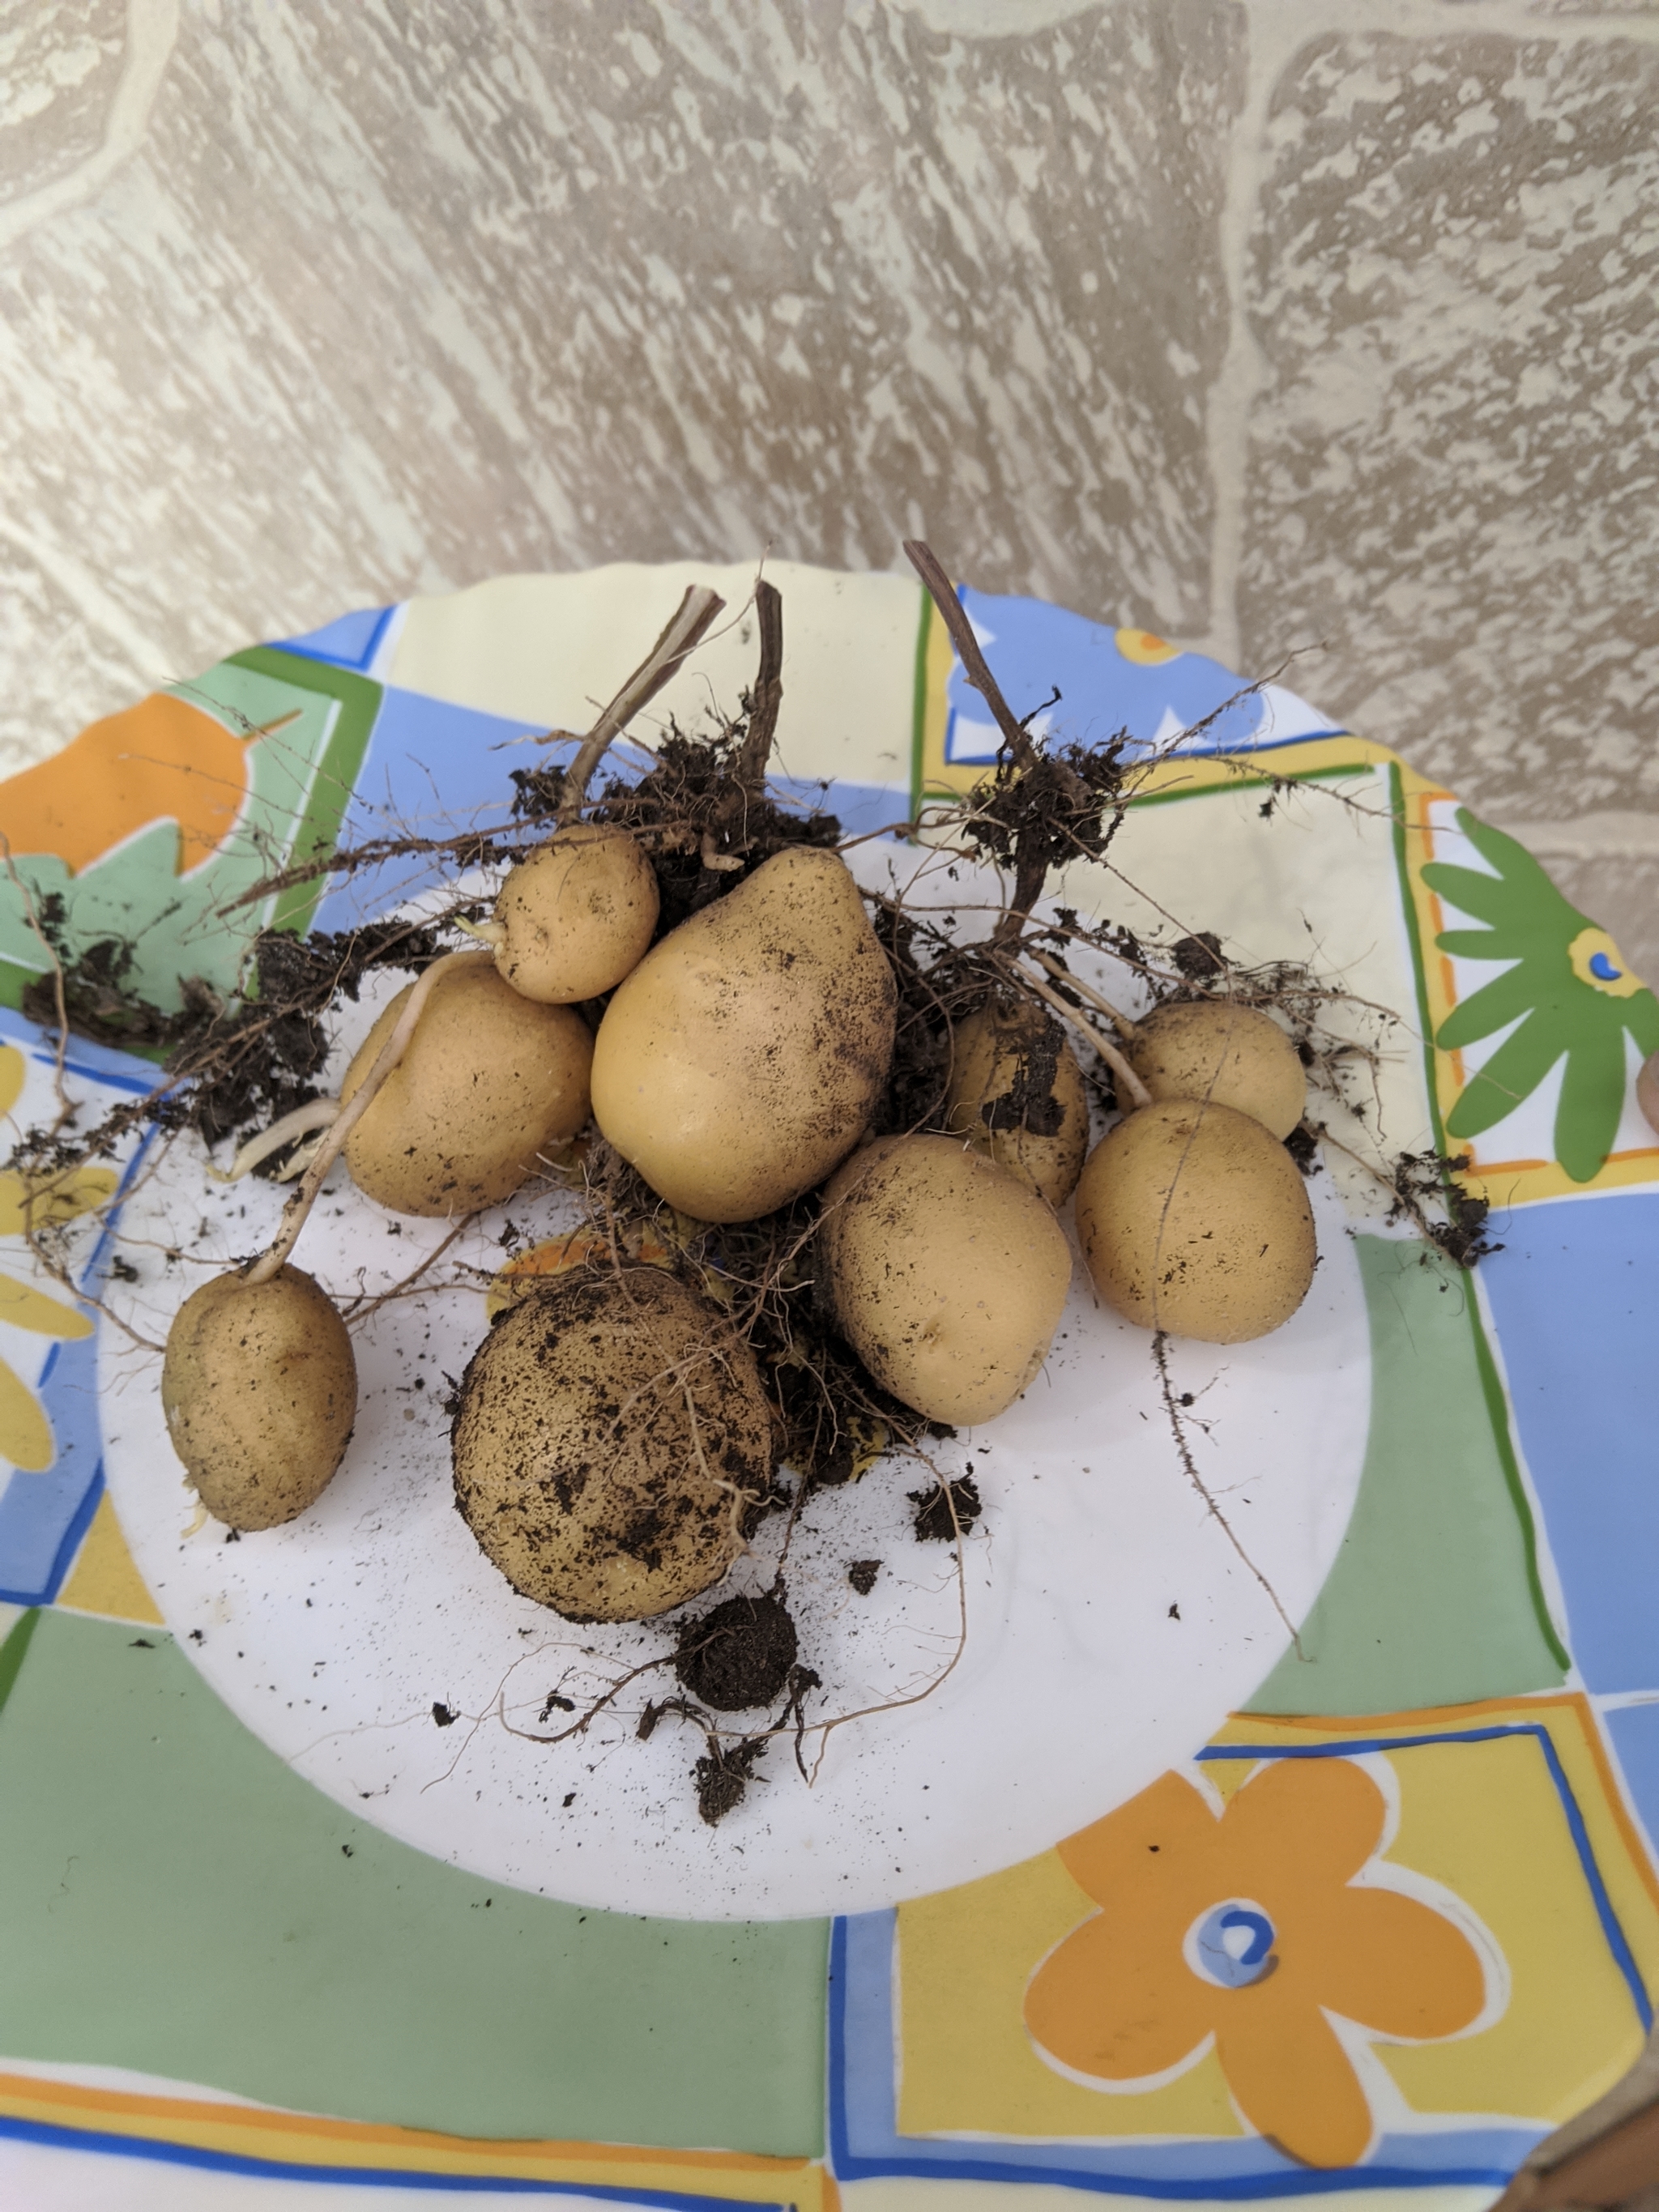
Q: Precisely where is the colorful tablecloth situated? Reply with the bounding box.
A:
[0,562,1655,2207]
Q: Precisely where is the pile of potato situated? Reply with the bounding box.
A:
[160,803,1318,1626]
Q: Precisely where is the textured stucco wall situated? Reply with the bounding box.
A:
[2,0,1655,971]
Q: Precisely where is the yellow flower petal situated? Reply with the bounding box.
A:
[0,1271,93,1339]
[0,1354,53,1471]
[0,1045,23,1119]
[0,1165,118,1238]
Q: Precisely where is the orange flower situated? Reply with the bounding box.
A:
[1024,1759,1486,2169]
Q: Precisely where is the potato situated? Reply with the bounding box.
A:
[1074,1098,1315,1343]
[1128,1000,1305,1139]
[819,1134,1073,1426]
[452,1268,774,1622]
[491,825,660,1004]
[945,1000,1090,1208]
[591,847,896,1222]
[340,960,592,1216]
[161,1265,356,1529]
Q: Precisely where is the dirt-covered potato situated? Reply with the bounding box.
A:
[452,1268,775,1622]
[944,1000,1090,1208]
[1074,1098,1316,1343]
[340,960,593,1216]
[1128,1000,1306,1139]
[819,1134,1073,1426]
[491,825,660,1004]
[591,847,897,1222]
[161,1265,356,1529]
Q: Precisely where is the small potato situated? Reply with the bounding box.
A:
[452,1268,774,1622]
[1074,1098,1315,1344]
[161,1265,356,1529]
[341,960,593,1216]
[492,825,660,1004]
[1128,999,1306,1139]
[819,1134,1073,1426]
[591,846,896,1222]
[945,1000,1090,1208]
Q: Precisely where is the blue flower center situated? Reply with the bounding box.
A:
[1589,952,1623,982]
[1189,1901,1277,1989]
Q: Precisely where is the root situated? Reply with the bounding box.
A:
[1151,1332,1306,1660]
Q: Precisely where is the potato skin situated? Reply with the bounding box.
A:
[591,847,897,1223]
[819,1134,1073,1426]
[341,961,593,1216]
[161,1265,356,1530]
[945,1002,1089,1208]
[1074,1099,1316,1344]
[493,825,659,1004]
[1128,1000,1306,1140]
[452,1268,774,1622]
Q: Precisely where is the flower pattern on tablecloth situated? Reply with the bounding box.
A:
[1424,811,1659,1183]
[0,1043,117,1473]
[1024,1758,1487,2168]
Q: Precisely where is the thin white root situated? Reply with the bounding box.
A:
[1028,948,1141,1042]
[207,1096,342,1183]
[244,948,492,1287]
[451,914,508,948]
[1011,961,1154,1112]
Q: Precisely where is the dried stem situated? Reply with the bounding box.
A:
[903,539,1034,769]
[244,948,490,1285]
[556,583,725,822]
[736,579,784,790]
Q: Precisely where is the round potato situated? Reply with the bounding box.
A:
[1128,999,1306,1139]
[341,960,593,1216]
[591,847,896,1222]
[161,1264,356,1529]
[492,825,659,1004]
[1074,1098,1316,1344]
[819,1134,1073,1426]
[945,1000,1090,1208]
[452,1268,775,1622]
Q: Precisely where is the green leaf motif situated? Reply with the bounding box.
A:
[1423,810,1659,1184]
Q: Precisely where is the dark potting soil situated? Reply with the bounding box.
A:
[674,1592,799,1711]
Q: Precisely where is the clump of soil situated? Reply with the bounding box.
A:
[910,1475,983,1543]
[675,1591,800,1711]
[847,1559,881,1595]
[693,1734,769,1826]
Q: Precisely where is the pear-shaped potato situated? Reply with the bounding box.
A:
[162,1265,356,1529]
[590,847,896,1222]
[819,1134,1073,1426]
[1074,1098,1315,1344]
[1128,1000,1305,1139]
[452,1268,774,1622]
[945,1000,1089,1208]
[491,824,660,1004]
[340,961,592,1216]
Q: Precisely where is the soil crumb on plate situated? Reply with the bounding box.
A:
[910,1476,983,1543]
[675,1592,799,1711]
[847,1559,881,1594]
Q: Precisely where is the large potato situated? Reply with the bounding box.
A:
[591,847,896,1222]
[1128,1000,1305,1139]
[161,1265,356,1529]
[492,825,659,1004]
[341,960,592,1216]
[819,1134,1073,1426]
[1074,1098,1315,1343]
[452,1268,775,1622]
[945,1000,1089,1208]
